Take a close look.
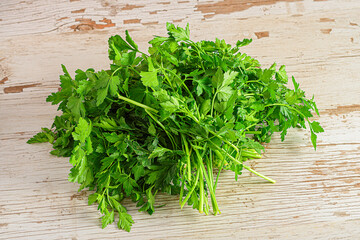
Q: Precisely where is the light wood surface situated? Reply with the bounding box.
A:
[1,0,360,239]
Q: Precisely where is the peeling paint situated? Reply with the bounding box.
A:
[324,104,360,115]
[321,28,332,34]
[121,4,144,10]
[173,19,184,23]
[57,17,69,21]
[142,21,159,26]
[196,0,301,18]
[4,83,40,93]
[311,169,325,175]
[70,191,87,200]
[333,211,350,217]
[124,19,141,24]
[70,18,115,31]
[319,18,335,22]
[0,77,8,84]
[255,31,269,39]
[71,8,85,13]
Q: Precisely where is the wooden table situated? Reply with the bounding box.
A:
[1,0,360,239]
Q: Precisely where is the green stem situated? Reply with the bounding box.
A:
[181,133,192,181]
[210,91,218,117]
[145,109,177,149]
[210,142,275,183]
[199,167,204,213]
[265,103,310,123]
[117,93,158,113]
[208,129,239,156]
[179,167,185,205]
[193,147,220,215]
[245,131,261,134]
[180,168,200,209]
[242,165,276,184]
[214,151,225,190]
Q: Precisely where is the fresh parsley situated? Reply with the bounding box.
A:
[28,23,323,231]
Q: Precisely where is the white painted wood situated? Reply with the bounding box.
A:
[1,0,360,239]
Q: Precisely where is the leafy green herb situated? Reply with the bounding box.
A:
[28,23,323,231]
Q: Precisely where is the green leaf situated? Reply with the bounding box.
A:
[285,91,297,105]
[96,86,108,106]
[236,38,252,47]
[132,164,145,181]
[67,96,85,119]
[27,128,55,144]
[72,118,92,143]
[276,65,288,83]
[166,22,190,41]
[118,175,138,196]
[101,210,115,229]
[311,121,324,133]
[223,71,238,87]
[160,97,179,113]
[292,76,299,92]
[103,132,123,143]
[61,64,72,79]
[149,147,171,159]
[148,123,156,136]
[260,68,274,84]
[211,68,224,89]
[311,130,317,150]
[118,212,134,232]
[140,71,158,88]
[217,86,234,102]
[109,76,120,96]
[88,193,98,205]
[200,99,211,115]
[214,101,227,113]
[125,30,138,50]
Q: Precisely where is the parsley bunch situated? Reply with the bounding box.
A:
[28,23,323,231]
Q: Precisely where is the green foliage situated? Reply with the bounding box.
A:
[28,23,323,231]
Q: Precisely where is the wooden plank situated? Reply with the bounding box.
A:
[1,0,360,239]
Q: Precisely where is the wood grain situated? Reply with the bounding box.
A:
[1,0,360,239]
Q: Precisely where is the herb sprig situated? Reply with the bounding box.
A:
[28,23,323,231]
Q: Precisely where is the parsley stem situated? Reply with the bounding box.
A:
[145,109,177,149]
[242,165,276,183]
[179,167,185,205]
[210,142,275,183]
[264,103,312,127]
[210,91,218,117]
[245,131,261,134]
[214,150,225,190]
[116,93,158,113]
[181,133,192,181]
[265,103,307,119]
[199,166,204,213]
[180,168,200,209]
[193,147,220,214]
